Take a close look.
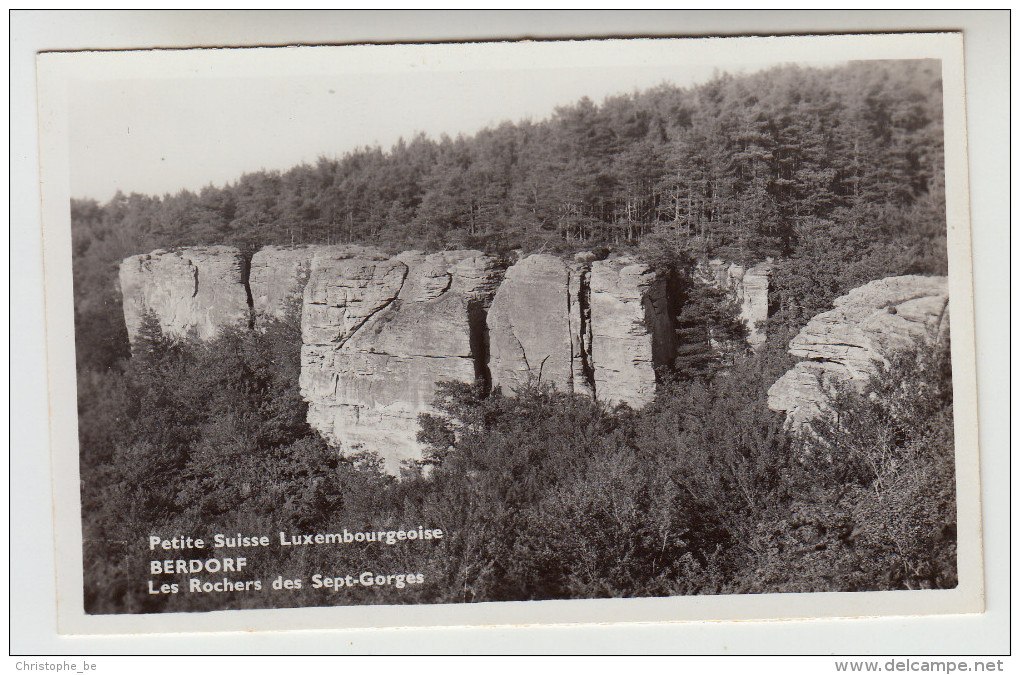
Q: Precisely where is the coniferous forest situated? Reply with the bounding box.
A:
[71,60,957,613]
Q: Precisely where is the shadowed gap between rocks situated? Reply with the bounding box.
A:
[239,248,256,329]
[576,268,596,396]
[467,299,491,392]
[646,269,683,384]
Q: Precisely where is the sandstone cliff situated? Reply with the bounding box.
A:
[248,245,317,321]
[299,249,505,473]
[119,246,250,342]
[590,257,677,407]
[767,275,949,428]
[119,245,719,472]
[487,254,593,396]
[249,244,391,322]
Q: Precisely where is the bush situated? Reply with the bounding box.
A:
[79,314,957,612]
[732,342,957,592]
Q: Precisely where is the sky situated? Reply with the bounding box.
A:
[65,41,836,201]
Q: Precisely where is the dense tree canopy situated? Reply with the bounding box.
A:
[71,59,947,359]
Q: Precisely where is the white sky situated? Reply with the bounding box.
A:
[68,66,730,201]
[63,40,855,201]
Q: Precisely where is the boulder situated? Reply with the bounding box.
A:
[251,244,389,320]
[119,246,250,342]
[767,275,950,428]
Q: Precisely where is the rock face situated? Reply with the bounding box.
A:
[589,257,678,407]
[119,246,250,342]
[250,244,390,323]
[698,259,773,348]
[487,254,674,407]
[767,275,950,427]
[487,254,593,396]
[119,244,684,472]
[248,246,317,321]
[115,245,950,469]
[299,250,505,474]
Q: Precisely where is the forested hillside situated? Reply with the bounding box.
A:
[71,59,956,612]
[72,59,947,368]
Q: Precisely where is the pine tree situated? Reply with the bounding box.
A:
[673,275,747,380]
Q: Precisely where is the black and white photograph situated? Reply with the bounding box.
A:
[30,27,991,642]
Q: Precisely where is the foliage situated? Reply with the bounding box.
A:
[730,342,957,592]
[79,313,956,613]
[673,275,748,380]
[70,60,947,352]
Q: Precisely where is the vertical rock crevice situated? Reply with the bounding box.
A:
[239,249,255,329]
[119,245,251,343]
[467,299,491,391]
[576,266,596,396]
[647,268,682,384]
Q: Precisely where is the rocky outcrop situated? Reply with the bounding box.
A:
[119,246,250,342]
[120,244,685,472]
[248,246,316,321]
[568,258,595,398]
[698,259,773,348]
[487,254,593,396]
[487,254,675,407]
[116,245,952,470]
[299,250,506,474]
[767,275,949,427]
[589,257,677,407]
[249,244,390,323]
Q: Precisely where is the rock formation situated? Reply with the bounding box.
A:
[698,258,773,348]
[119,245,692,471]
[767,275,950,428]
[249,244,391,323]
[487,254,593,396]
[299,250,505,473]
[589,257,677,407]
[736,262,773,348]
[119,246,250,342]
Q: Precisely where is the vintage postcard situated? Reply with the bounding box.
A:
[36,32,983,636]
